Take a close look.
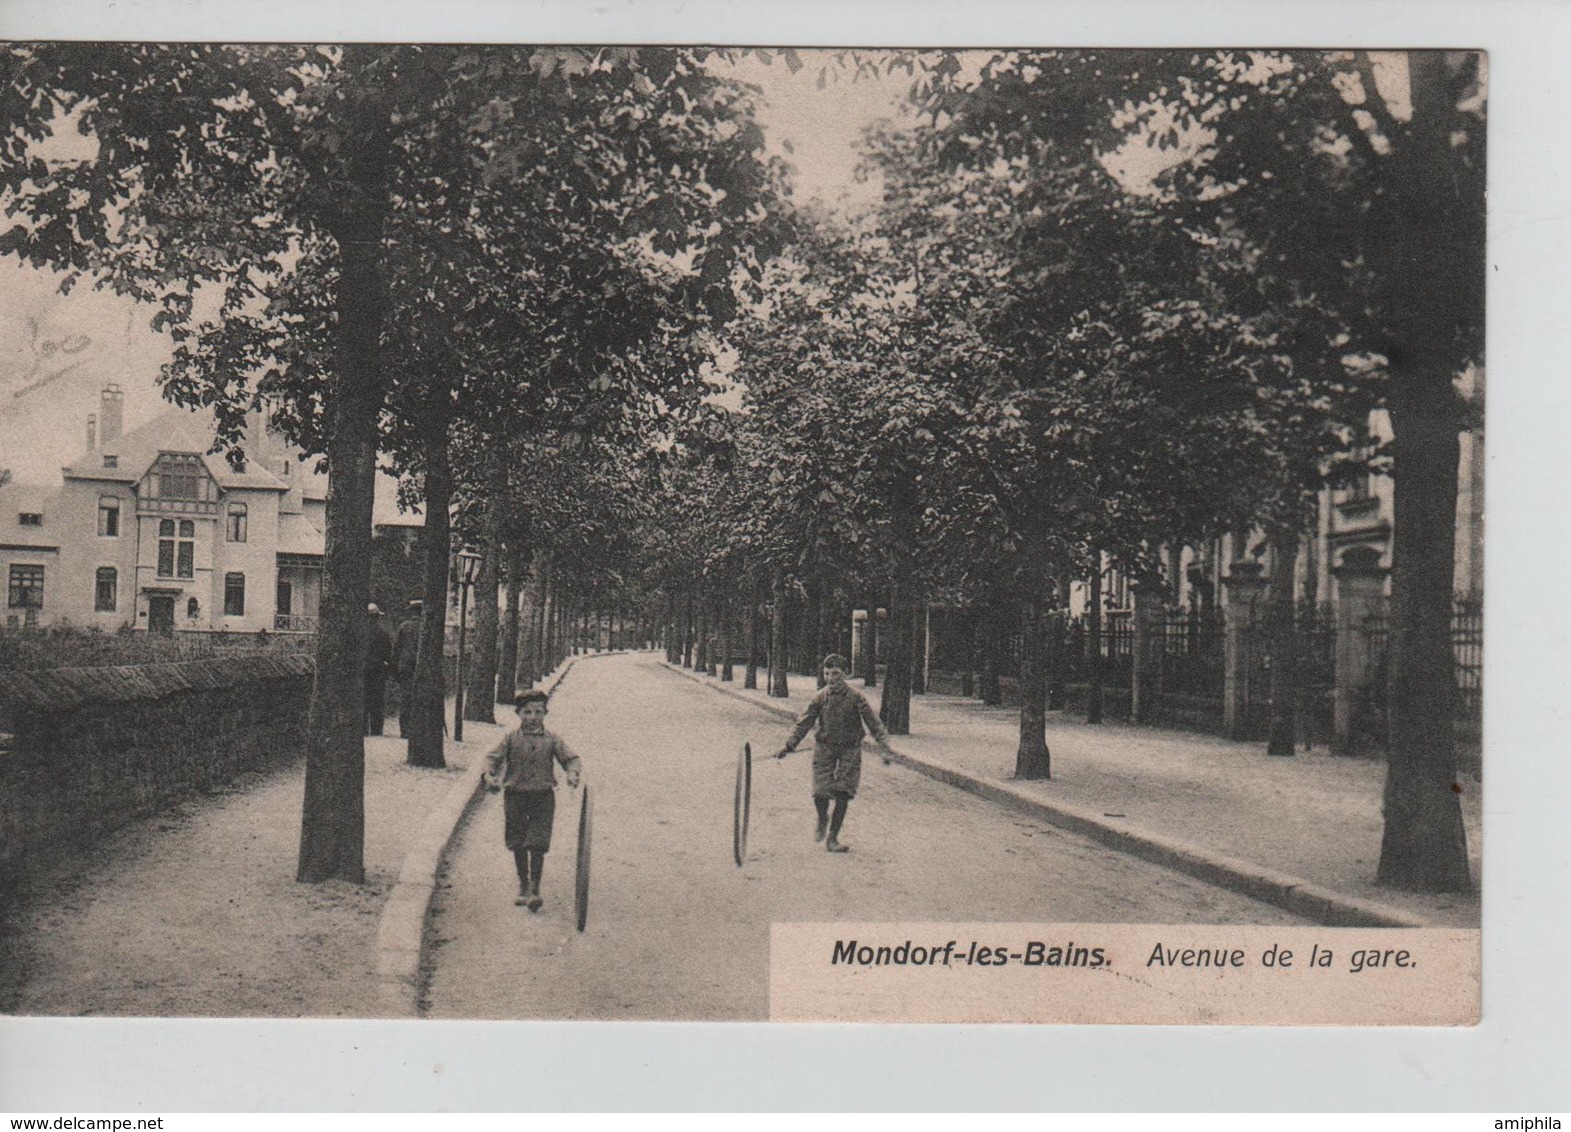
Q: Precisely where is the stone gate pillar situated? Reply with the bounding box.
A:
[1222,560,1267,739]
[1331,546,1389,756]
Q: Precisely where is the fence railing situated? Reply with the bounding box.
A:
[1336,598,1482,724]
[920,596,1481,752]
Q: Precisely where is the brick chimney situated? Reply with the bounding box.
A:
[86,412,97,451]
[244,409,270,471]
[99,384,124,446]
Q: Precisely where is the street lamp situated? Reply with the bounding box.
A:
[452,547,483,742]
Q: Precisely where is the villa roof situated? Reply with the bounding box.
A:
[277,511,326,557]
[63,408,288,493]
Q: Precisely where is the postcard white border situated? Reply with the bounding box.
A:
[0,0,1566,1112]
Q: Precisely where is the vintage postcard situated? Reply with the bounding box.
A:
[0,42,1483,1031]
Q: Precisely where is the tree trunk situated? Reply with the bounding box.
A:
[979,602,1003,706]
[693,597,708,672]
[705,598,719,676]
[407,421,452,769]
[744,576,761,689]
[1014,587,1051,779]
[663,592,676,662]
[814,578,833,686]
[878,571,913,735]
[296,59,395,884]
[719,597,735,682]
[1376,352,1471,890]
[559,587,571,665]
[1265,523,1301,757]
[545,582,557,670]
[1366,52,1476,892]
[910,600,927,695]
[536,565,552,679]
[497,539,522,704]
[768,569,790,698]
[518,550,543,689]
[1086,560,1105,725]
[294,343,381,883]
[464,472,505,724]
[960,608,976,698]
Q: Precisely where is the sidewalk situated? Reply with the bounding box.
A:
[661,659,1482,928]
[0,664,591,1016]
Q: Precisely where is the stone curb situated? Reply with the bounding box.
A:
[658,660,1428,930]
[373,652,602,1018]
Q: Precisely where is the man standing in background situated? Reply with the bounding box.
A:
[393,599,423,739]
[365,603,393,736]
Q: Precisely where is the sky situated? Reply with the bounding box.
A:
[0,48,1416,503]
[717,49,912,213]
[0,49,912,514]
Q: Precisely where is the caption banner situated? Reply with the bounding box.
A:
[769,922,1480,1025]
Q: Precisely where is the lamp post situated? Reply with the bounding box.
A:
[452,547,483,742]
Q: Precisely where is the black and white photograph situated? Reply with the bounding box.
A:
[0,38,1488,1032]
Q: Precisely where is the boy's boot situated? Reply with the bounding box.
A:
[813,797,831,842]
[825,796,850,853]
[527,850,544,911]
[514,849,531,905]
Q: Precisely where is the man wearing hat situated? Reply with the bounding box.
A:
[364,603,394,736]
[392,599,424,739]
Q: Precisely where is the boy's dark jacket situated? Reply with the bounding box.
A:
[786,681,890,751]
[486,727,581,791]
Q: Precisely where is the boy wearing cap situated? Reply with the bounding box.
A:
[485,689,582,910]
[775,654,894,853]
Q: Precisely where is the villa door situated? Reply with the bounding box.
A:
[148,595,175,635]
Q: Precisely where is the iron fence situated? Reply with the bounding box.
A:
[1150,608,1226,700]
[1453,597,1483,727]
[1346,597,1481,729]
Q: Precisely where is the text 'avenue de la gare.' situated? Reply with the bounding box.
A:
[826,938,1424,973]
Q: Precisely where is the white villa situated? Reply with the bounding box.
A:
[1,386,328,635]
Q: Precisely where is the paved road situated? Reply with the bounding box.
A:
[422,652,1302,1021]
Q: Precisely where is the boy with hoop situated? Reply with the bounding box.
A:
[775,654,894,853]
[485,689,582,910]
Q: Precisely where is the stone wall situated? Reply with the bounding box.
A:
[0,654,313,899]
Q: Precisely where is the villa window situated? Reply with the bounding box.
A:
[154,454,203,500]
[95,567,117,612]
[224,573,246,617]
[98,496,120,537]
[7,565,43,610]
[226,502,248,543]
[158,518,196,579]
[18,513,42,527]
